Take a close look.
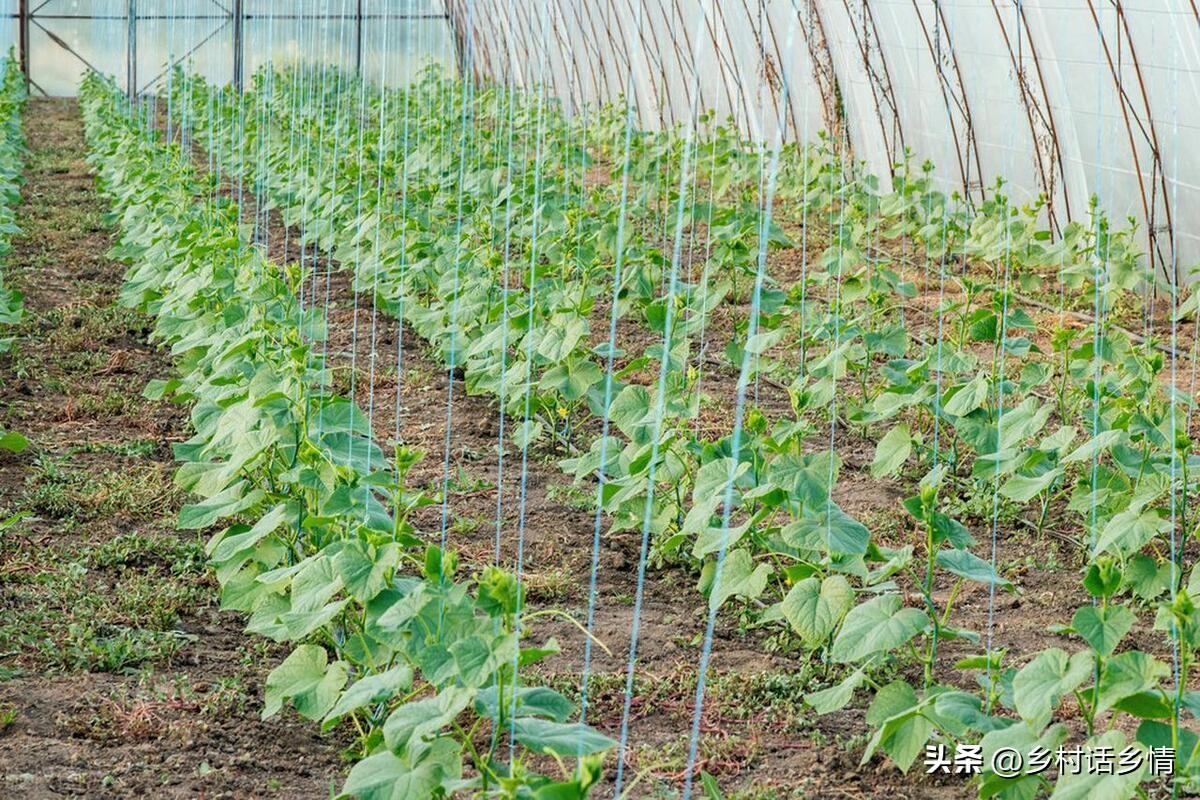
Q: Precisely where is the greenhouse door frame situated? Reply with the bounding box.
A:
[9,0,454,97]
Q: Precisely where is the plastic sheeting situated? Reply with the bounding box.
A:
[445,0,1200,282]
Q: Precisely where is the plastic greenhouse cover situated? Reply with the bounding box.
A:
[450,0,1200,281]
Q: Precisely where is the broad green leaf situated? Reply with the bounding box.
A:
[703,549,770,611]
[1096,651,1168,714]
[831,594,928,664]
[609,384,651,438]
[339,738,462,800]
[1012,648,1094,729]
[209,502,289,563]
[979,721,1069,798]
[781,574,854,647]
[383,687,474,752]
[1071,604,1135,658]
[1094,509,1167,557]
[511,718,616,757]
[936,548,1012,589]
[0,429,27,453]
[179,481,264,529]
[943,375,988,417]
[1124,554,1171,601]
[767,450,839,508]
[263,644,347,721]
[931,690,1005,735]
[333,541,399,603]
[340,751,440,800]
[324,665,414,725]
[692,517,751,559]
[1049,731,1145,800]
[861,680,931,772]
[805,668,865,714]
[691,457,749,505]
[474,686,573,723]
[1000,469,1061,503]
[539,358,602,402]
[871,424,912,478]
[1061,430,1124,464]
[782,504,871,556]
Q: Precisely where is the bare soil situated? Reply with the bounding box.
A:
[6,95,1168,799]
[0,99,345,800]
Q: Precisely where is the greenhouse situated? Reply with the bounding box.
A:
[0,1,1199,798]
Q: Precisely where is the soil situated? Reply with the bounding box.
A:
[5,94,1182,800]
[206,144,979,797]
[0,99,344,800]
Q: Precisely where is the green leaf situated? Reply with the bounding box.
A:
[805,668,865,714]
[1094,509,1167,557]
[451,634,501,688]
[691,458,749,505]
[339,739,462,800]
[767,450,839,508]
[1012,648,1094,728]
[979,721,1069,797]
[943,375,988,416]
[831,594,928,664]
[539,357,602,402]
[781,574,854,647]
[1123,555,1171,601]
[340,751,439,800]
[263,644,347,721]
[783,504,871,556]
[324,665,413,726]
[333,541,399,603]
[699,771,726,800]
[511,718,616,757]
[871,424,912,478]
[609,384,651,438]
[704,549,770,611]
[931,691,1004,735]
[383,687,474,752]
[999,469,1061,503]
[179,481,264,530]
[474,686,573,723]
[861,680,931,772]
[1096,651,1169,715]
[209,502,288,563]
[1061,430,1124,464]
[936,548,1012,589]
[0,429,27,453]
[1049,731,1145,799]
[1071,604,1135,658]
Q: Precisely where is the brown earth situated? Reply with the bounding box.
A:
[6,93,1179,800]
[0,99,345,799]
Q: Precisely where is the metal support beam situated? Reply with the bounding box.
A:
[17,0,28,89]
[232,0,244,90]
[355,0,363,75]
[15,1,25,77]
[126,0,136,100]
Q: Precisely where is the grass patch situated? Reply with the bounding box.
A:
[19,456,177,524]
[0,525,209,675]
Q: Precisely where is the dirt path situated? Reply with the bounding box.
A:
[0,99,343,799]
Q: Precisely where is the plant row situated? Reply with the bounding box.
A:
[169,62,1200,798]
[82,71,614,799]
[0,52,27,453]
